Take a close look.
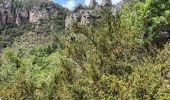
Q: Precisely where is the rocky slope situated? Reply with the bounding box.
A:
[0,0,67,52]
[0,0,129,29]
[0,0,129,52]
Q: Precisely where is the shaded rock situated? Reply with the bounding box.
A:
[89,0,97,8]
[0,0,15,25]
[101,0,112,6]
[16,13,22,26]
[75,3,84,10]
[81,10,95,26]
[65,13,80,29]
[29,7,49,23]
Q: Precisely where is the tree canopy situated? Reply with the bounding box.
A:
[0,0,170,99]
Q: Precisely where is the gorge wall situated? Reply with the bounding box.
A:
[0,0,129,29]
[0,0,60,27]
[65,0,129,29]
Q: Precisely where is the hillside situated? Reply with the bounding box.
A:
[0,0,170,99]
[0,0,67,52]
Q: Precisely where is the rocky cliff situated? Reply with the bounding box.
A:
[0,0,129,29]
[0,0,67,51]
[65,0,129,29]
[0,0,63,27]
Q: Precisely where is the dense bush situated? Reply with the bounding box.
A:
[0,0,169,99]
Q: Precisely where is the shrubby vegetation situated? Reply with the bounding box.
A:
[0,0,170,99]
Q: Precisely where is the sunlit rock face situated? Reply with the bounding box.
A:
[64,0,131,29]
[65,13,78,29]
[65,0,99,29]
[0,0,60,26]
[29,6,50,23]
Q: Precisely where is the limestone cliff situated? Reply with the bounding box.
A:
[0,0,63,27]
[0,0,129,30]
[65,0,129,29]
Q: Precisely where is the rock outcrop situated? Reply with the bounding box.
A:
[65,9,98,29]
[0,0,61,27]
[64,0,131,29]
[65,13,78,29]
[81,10,96,26]
[0,0,15,25]
[89,0,97,8]
[65,0,101,29]
[101,0,112,6]
[29,6,50,23]
[15,9,29,26]
[65,0,113,29]
[0,0,129,29]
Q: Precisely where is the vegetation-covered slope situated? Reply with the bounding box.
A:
[0,0,67,52]
[0,0,170,99]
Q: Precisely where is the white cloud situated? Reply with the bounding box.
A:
[111,0,121,4]
[85,0,90,5]
[62,0,76,10]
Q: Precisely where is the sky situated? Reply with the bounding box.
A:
[53,0,121,10]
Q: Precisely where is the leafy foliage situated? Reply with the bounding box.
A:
[0,0,170,99]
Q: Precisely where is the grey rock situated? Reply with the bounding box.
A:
[0,0,61,27]
[29,8,49,23]
[75,3,84,10]
[0,0,15,25]
[101,0,112,6]
[16,13,22,26]
[16,9,29,26]
[89,0,97,8]
[0,97,3,100]
[65,9,96,29]
[81,10,94,25]
[65,13,79,29]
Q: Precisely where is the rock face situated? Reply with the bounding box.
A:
[0,0,129,30]
[89,0,97,8]
[81,10,95,25]
[64,0,130,29]
[0,0,60,27]
[29,6,50,23]
[15,9,29,26]
[101,0,112,6]
[65,13,78,29]
[0,0,15,25]
[65,0,114,29]
[65,8,98,29]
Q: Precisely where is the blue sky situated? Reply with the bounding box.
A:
[53,0,121,10]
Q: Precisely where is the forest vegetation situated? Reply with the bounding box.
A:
[0,0,170,99]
